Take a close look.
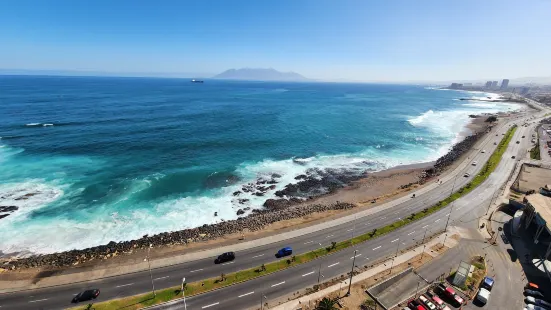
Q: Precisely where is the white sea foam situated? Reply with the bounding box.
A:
[43,123,54,127]
[25,123,41,127]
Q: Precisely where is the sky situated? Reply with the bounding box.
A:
[1,0,551,82]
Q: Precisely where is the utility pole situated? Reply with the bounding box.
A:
[389,238,400,274]
[420,229,429,261]
[181,277,187,310]
[317,262,323,286]
[147,244,156,297]
[346,250,357,296]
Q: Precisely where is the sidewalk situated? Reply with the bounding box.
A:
[269,232,459,310]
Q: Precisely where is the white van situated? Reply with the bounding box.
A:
[477,287,490,304]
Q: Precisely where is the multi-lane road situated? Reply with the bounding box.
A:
[0,109,547,310]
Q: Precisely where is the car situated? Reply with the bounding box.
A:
[472,161,477,166]
[428,295,451,310]
[476,287,490,304]
[523,135,526,138]
[512,155,516,159]
[72,289,100,303]
[438,284,464,306]
[481,150,486,153]
[408,299,428,310]
[526,297,551,308]
[419,295,437,310]
[464,173,470,177]
[525,304,550,310]
[481,276,494,291]
[276,246,293,258]
[517,141,520,144]
[525,289,545,299]
[215,251,235,264]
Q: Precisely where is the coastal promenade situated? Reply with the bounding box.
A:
[0,108,547,309]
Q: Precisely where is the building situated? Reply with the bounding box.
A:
[485,81,492,88]
[491,81,498,88]
[449,83,463,89]
[501,79,510,89]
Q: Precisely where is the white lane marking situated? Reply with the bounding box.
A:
[408,231,415,236]
[116,283,134,288]
[271,281,285,287]
[190,268,204,273]
[346,229,354,232]
[422,225,429,229]
[302,271,315,277]
[238,291,255,298]
[28,299,48,303]
[221,261,234,266]
[373,246,382,250]
[351,254,362,259]
[252,254,264,258]
[397,217,401,220]
[154,276,169,281]
[202,302,220,308]
[327,262,340,268]
[326,235,334,238]
[435,219,441,222]
[391,238,399,243]
[304,241,313,244]
[394,211,399,214]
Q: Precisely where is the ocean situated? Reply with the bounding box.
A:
[0,76,523,255]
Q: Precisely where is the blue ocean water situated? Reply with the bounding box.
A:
[0,76,522,255]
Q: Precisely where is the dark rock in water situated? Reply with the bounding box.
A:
[271,173,282,179]
[14,193,37,201]
[254,192,265,196]
[232,191,241,196]
[468,114,477,118]
[268,185,276,190]
[257,180,267,185]
[0,206,18,213]
[238,199,250,204]
[295,174,307,180]
[267,179,278,184]
[214,212,218,217]
[0,214,10,220]
[236,209,245,215]
[243,207,251,211]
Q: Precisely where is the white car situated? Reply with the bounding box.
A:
[481,150,486,153]
[472,161,477,166]
[464,173,470,177]
[419,295,437,310]
[476,287,490,304]
[526,296,551,308]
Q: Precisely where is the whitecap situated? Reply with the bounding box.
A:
[25,123,41,127]
[43,124,54,127]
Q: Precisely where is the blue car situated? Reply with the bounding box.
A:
[481,276,494,291]
[276,247,292,258]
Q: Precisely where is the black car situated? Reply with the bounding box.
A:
[215,252,235,264]
[72,289,100,303]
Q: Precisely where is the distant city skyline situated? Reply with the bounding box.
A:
[1,0,550,82]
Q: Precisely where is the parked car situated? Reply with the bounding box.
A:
[472,161,477,166]
[527,283,540,290]
[215,252,235,264]
[464,173,470,177]
[428,294,451,310]
[419,295,437,310]
[438,284,464,306]
[523,135,526,138]
[525,289,545,299]
[407,299,428,310]
[72,289,100,303]
[481,276,494,291]
[512,155,516,159]
[526,296,551,308]
[517,141,521,144]
[275,246,293,258]
[476,287,490,304]
[525,304,550,310]
[481,150,486,153]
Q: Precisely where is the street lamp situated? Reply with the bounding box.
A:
[389,238,400,274]
[420,229,429,262]
[346,249,358,296]
[147,244,156,297]
[181,277,187,310]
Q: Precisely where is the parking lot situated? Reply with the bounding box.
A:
[539,125,551,162]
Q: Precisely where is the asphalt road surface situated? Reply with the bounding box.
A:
[0,109,546,310]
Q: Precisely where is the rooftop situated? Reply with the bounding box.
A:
[526,193,551,225]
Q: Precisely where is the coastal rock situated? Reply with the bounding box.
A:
[271,173,282,179]
[0,206,18,213]
[232,191,241,196]
[236,209,245,216]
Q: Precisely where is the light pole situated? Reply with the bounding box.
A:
[147,244,156,297]
[485,188,499,216]
[317,262,324,286]
[181,277,187,310]
[346,249,357,296]
[389,238,400,274]
[420,229,429,262]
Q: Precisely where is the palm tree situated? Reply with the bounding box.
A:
[316,297,338,310]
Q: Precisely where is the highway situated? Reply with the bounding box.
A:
[0,109,546,310]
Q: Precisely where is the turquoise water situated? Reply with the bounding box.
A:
[0,76,522,255]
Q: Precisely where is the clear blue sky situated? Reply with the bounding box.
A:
[1,0,550,82]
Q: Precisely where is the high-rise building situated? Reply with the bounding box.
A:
[491,81,498,88]
[485,81,492,88]
[501,79,510,89]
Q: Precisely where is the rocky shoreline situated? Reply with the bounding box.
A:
[1,119,493,271]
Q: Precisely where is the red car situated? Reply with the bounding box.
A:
[439,284,464,306]
[408,299,428,310]
[429,295,451,310]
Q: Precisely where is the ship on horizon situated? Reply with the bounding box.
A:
[191,79,204,83]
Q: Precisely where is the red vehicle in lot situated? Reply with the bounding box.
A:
[438,284,464,306]
[408,299,428,310]
[428,294,451,310]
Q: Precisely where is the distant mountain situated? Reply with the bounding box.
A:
[213,68,308,81]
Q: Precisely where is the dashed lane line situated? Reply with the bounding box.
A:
[351,254,362,259]
[408,231,415,236]
[190,268,204,273]
[435,219,441,222]
[422,225,429,229]
[221,261,234,266]
[154,276,169,281]
[271,281,285,287]
[327,262,340,268]
[238,291,255,298]
[391,238,399,243]
[116,283,134,288]
[304,241,314,244]
[373,246,382,250]
[326,235,334,238]
[302,271,315,277]
[202,302,220,308]
[28,299,48,303]
[252,254,264,258]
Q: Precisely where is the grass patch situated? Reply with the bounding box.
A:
[75,126,517,310]
[530,141,541,160]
